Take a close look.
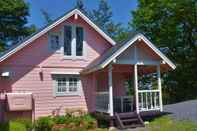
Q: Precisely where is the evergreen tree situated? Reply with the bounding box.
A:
[41,9,53,24]
[90,0,130,42]
[75,0,87,14]
[90,0,112,30]
[0,0,36,52]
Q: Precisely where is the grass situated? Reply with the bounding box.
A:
[142,116,197,131]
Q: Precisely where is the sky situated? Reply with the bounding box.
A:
[25,0,138,29]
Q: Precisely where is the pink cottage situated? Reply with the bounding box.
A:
[0,9,175,128]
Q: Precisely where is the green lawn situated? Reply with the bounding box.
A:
[142,116,197,131]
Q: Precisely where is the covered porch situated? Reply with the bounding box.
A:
[95,64,162,116]
[82,34,175,128]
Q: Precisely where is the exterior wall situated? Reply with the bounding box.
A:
[0,15,112,120]
[117,42,161,64]
[96,65,133,97]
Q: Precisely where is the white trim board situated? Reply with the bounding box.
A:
[102,34,176,69]
[51,72,80,75]
[0,9,116,63]
[84,34,176,74]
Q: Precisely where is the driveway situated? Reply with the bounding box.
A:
[164,99,197,123]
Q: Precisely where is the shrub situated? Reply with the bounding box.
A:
[34,112,103,131]
[65,108,87,117]
[35,116,54,131]
[0,118,32,131]
[53,116,66,124]
[14,118,33,130]
[93,113,109,128]
[9,121,26,131]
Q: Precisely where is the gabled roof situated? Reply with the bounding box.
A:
[0,8,116,63]
[82,33,176,74]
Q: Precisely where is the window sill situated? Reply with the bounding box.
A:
[48,49,62,54]
[62,56,87,61]
[54,93,81,97]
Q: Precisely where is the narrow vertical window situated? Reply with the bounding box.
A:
[64,26,72,56]
[50,33,60,50]
[76,27,84,56]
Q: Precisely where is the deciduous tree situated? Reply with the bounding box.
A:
[131,0,197,103]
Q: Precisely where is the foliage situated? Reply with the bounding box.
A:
[41,9,53,24]
[34,116,54,131]
[142,116,197,131]
[34,113,107,131]
[0,118,32,131]
[131,0,197,104]
[89,0,130,42]
[14,118,33,130]
[89,0,112,31]
[75,0,88,15]
[52,115,67,124]
[9,121,27,131]
[0,0,36,52]
[93,113,109,128]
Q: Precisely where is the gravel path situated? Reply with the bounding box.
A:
[164,99,197,123]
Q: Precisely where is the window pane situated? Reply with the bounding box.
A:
[76,27,83,56]
[57,78,67,93]
[64,26,72,55]
[51,34,60,50]
[69,77,78,92]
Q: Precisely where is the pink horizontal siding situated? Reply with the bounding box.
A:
[0,15,111,120]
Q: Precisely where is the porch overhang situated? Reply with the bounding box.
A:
[81,33,176,74]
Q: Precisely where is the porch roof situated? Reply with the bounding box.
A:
[81,33,176,74]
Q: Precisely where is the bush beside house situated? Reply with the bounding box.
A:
[0,109,108,131]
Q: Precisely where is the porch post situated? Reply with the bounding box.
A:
[157,65,163,112]
[108,64,114,116]
[134,64,139,114]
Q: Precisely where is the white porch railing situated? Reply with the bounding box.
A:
[95,92,109,113]
[95,92,134,113]
[138,90,160,112]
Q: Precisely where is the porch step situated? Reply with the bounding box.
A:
[121,118,139,122]
[115,112,144,129]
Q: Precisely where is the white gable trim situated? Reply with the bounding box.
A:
[103,34,176,69]
[102,34,176,69]
[87,34,176,73]
[75,10,116,45]
[0,9,116,63]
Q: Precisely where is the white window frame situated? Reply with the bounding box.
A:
[48,32,62,53]
[61,24,86,59]
[52,74,81,97]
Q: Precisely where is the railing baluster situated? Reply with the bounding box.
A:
[121,96,123,113]
[145,92,148,110]
[157,92,159,108]
[154,92,157,109]
[141,92,143,110]
[151,92,153,109]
